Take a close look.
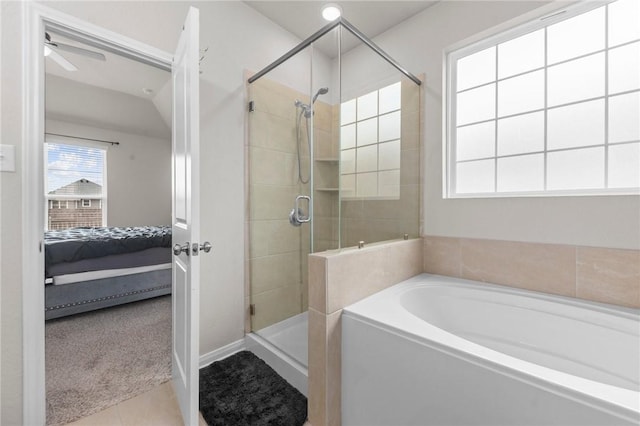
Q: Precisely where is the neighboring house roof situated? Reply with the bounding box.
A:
[49,178,102,197]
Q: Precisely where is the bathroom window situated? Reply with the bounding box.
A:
[340,82,402,199]
[45,142,107,230]
[446,0,640,197]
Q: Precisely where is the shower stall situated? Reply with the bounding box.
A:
[246,18,422,385]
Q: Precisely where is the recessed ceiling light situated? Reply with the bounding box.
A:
[321,3,342,21]
[142,88,154,95]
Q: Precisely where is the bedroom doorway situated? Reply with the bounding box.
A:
[43,22,174,426]
[23,4,203,425]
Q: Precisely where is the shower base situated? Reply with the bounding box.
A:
[246,312,308,396]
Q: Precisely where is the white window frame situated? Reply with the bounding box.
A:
[445,0,640,198]
[44,137,108,229]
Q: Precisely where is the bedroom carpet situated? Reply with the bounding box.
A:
[200,351,308,426]
[45,295,171,426]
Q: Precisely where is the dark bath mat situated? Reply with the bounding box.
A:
[199,350,307,426]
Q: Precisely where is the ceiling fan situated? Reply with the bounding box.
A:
[44,32,106,72]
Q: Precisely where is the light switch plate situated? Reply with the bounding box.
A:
[0,145,16,172]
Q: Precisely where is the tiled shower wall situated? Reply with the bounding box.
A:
[247,77,336,331]
[423,235,640,308]
[247,74,424,330]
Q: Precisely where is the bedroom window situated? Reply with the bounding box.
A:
[445,0,640,197]
[340,82,402,199]
[45,142,107,230]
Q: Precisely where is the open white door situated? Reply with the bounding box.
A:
[172,6,202,426]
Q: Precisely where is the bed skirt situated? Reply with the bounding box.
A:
[45,268,171,320]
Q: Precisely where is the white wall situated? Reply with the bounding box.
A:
[45,119,172,227]
[340,0,640,250]
[46,74,170,140]
[1,1,308,423]
[1,2,27,424]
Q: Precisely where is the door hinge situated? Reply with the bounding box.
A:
[248,101,255,112]
[249,304,256,316]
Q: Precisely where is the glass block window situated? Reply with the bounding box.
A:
[340,82,401,199]
[446,0,640,197]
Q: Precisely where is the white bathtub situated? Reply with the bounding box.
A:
[342,274,640,426]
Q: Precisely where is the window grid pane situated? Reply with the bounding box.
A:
[498,29,545,79]
[340,83,402,199]
[547,7,605,64]
[450,0,640,197]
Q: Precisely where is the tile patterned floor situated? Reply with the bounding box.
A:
[66,381,311,426]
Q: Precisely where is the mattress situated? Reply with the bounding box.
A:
[44,226,172,275]
[52,263,172,285]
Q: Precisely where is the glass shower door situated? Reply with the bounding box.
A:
[247,50,312,365]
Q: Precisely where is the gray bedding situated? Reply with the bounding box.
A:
[44,226,171,276]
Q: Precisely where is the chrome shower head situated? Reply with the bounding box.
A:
[295,87,329,118]
[312,87,329,104]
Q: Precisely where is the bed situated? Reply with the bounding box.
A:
[44,226,172,320]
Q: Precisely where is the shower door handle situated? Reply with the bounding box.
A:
[294,195,311,223]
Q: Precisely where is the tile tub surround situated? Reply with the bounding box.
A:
[423,235,640,309]
[308,238,423,426]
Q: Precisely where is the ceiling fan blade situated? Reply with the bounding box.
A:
[47,49,78,72]
[53,43,106,61]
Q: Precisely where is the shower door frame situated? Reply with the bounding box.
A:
[248,18,422,86]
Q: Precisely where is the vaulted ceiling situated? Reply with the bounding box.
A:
[44,1,438,135]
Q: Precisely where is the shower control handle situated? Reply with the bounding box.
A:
[295,195,311,223]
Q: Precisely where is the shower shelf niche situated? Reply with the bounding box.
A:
[315,157,339,162]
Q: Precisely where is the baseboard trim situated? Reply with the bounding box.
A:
[199,338,246,369]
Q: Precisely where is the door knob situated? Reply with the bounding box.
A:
[191,241,212,256]
[173,243,190,256]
